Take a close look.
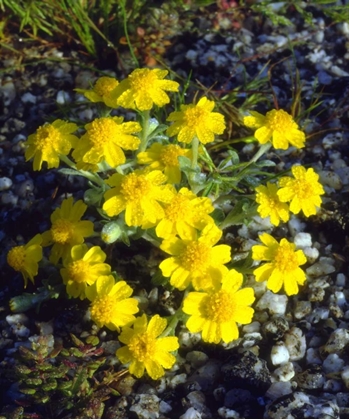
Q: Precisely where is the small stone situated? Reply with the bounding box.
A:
[256,290,288,316]
[306,257,336,277]
[324,329,349,354]
[0,177,12,191]
[129,394,160,419]
[266,381,293,400]
[323,353,345,374]
[306,348,322,365]
[261,317,289,340]
[284,327,306,361]
[217,407,240,419]
[272,362,295,382]
[159,400,172,414]
[294,365,325,390]
[319,170,342,190]
[179,407,201,419]
[21,92,37,104]
[341,366,349,389]
[186,351,209,369]
[294,232,312,248]
[294,300,312,320]
[270,342,290,366]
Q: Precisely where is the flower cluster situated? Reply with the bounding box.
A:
[6,67,326,381]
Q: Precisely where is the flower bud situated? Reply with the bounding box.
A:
[101,222,122,244]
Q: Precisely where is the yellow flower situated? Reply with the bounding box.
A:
[252,233,307,296]
[137,143,192,184]
[75,76,119,104]
[243,109,305,149]
[159,223,231,291]
[60,244,111,299]
[166,97,226,145]
[72,117,141,172]
[103,170,175,228]
[182,269,255,344]
[42,197,94,265]
[255,182,290,226]
[106,68,179,111]
[86,275,139,330]
[25,119,79,171]
[116,314,179,380]
[156,187,214,239]
[277,165,325,217]
[7,234,43,288]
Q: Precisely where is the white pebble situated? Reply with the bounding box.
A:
[336,273,346,287]
[56,90,71,104]
[1,191,18,205]
[302,247,319,263]
[271,342,290,366]
[0,177,12,191]
[180,408,202,419]
[266,381,293,400]
[319,170,342,190]
[306,257,336,277]
[242,321,261,333]
[217,407,240,419]
[273,362,295,382]
[21,92,37,104]
[341,366,349,389]
[256,290,288,316]
[284,327,306,361]
[288,217,306,236]
[294,232,312,248]
[324,328,349,353]
[323,354,345,374]
[306,348,322,365]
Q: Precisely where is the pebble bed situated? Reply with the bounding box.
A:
[1,5,349,419]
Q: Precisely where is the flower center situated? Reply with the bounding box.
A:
[165,195,191,222]
[33,125,60,150]
[202,290,235,323]
[128,332,156,362]
[159,145,184,167]
[87,118,120,148]
[184,107,206,128]
[51,219,74,244]
[179,241,211,272]
[66,260,90,283]
[274,243,298,272]
[90,295,113,325]
[7,246,26,271]
[265,109,294,131]
[120,173,151,202]
[291,179,313,199]
[94,77,118,97]
[129,69,157,92]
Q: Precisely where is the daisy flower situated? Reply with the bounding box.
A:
[243,109,305,150]
[166,97,226,145]
[25,119,79,171]
[252,232,307,296]
[116,314,179,380]
[277,165,325,217]
[183,269,255,344]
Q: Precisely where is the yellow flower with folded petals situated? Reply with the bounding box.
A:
[103,169,175,228]
[252,233,307,296]
[25,119,79,171]
[7,234,43,288]
[277,165,325,217]
[116,314,179,380]
[243,109,305,150]
[137,143,192,184]
[75,76,119,104]
[159,223,231,291]
[86,275,138,331]
[42,197,94,265]
[166,97,226,145]
[255,182,289,226]
[60,244,111,300]
[106,68,179,111]
[183,269,255,344]
[156,187,214,239]
[72,117,141,172]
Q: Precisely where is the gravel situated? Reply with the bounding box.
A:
[1,4,349,419]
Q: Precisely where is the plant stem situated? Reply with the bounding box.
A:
[138,110,151,153]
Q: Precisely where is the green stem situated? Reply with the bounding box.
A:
[249,142,271,164]
[190,136,199,170]
[59,154,105,188]
[138,110,151,153]
[161,310,187,338]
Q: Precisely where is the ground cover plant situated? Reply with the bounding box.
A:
[1,0,349,418]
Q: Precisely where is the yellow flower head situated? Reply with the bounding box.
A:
[103,169,175,228]
[243,109,305,150]
[255,182,290,226]
[166,97,226,144]
[75,76,119,104]
[60,244,111,299]
[72,117,141,172]
[25,119,79,171]
[159,223,231,291]
[137,143,192,184]
[41,197,94,265]
[7,234,43,288]
[252,233,307,296]
[86,275,139,331]
[277,165,325,217]
[156,187,214,239]
[183,269,255,344]
[116,314,179,380]
[106,68,179,111]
